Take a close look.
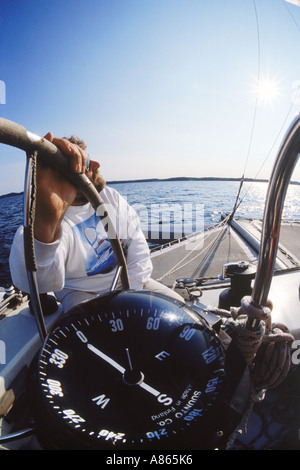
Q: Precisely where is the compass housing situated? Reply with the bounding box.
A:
[27,290,250,450]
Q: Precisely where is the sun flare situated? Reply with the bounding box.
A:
[256,78,280,102]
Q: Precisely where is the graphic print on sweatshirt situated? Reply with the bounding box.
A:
[73,212,117,276]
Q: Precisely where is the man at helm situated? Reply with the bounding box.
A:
[9,133,182,311]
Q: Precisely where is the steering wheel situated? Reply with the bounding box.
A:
[0,118,250,451]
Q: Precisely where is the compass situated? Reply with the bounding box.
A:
[28,290,249,450]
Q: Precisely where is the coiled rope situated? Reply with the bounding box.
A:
[218,295,295,447]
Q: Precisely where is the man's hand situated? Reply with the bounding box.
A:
[44,132,90,174]
[34,132,89,243]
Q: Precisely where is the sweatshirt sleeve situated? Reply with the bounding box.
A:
[9,226,66,294]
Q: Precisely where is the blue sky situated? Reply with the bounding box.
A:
[1,0,300,195]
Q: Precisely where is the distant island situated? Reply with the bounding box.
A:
[106,176,276,184]
[1,176,300,199]
[103,176,300,185]
[0,191,24,199]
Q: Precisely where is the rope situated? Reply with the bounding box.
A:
[214,295,295,448]
[227,295,294,391]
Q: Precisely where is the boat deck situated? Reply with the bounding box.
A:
[150,218,300,287]
[151,217,300,338]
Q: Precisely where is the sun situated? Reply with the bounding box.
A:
[256,78,280,103]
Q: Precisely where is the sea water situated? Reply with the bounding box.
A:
[1,180,300,286]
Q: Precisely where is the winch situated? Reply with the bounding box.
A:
[218,261,256,311]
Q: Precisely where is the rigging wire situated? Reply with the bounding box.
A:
[233,0,300,214]
[232,0,300,218]
[282,0,300,32]
[231,0,261,218]
[155,0,300,283]
[242,0,261,178]
[233,85,300,213]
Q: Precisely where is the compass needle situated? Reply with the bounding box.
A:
[139,381,160,397]
[88,344,163,398]
[87,343,125,374]
[125,348,133,371]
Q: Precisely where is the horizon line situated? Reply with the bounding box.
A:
[1,175,300,199]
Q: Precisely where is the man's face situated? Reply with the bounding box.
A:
[72,158,106,205]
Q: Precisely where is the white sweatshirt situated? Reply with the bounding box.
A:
[9,186,153,310]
